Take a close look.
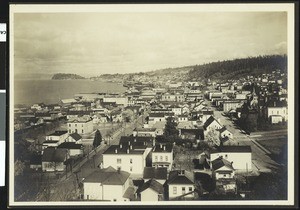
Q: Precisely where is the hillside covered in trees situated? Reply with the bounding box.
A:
[52,73,85,80]
[188,55,287,81]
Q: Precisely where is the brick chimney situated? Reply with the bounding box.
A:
[115,148,118,153]
[163,145,166,151]
[127,148,129,154]
[120,144,122,148]
[130,145,133,150]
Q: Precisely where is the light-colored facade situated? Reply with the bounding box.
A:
[67,119,93,134]
[103,96,128,107]
[267,106,287,121]
[152,144,173,171]
[210,147,252,171]
[102,145,148,176]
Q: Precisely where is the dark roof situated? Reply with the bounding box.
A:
[180,128,204,140]
[143,167,168,180]
[138,179,164,194]
[57,142,83,149]
[103,144,147,155]
[42,147,68,162]
[203,116,220,130]
[83,166,130,185]
[202,110,213,115]
[149,113,165,118]
[30,154,42,165]
[215,146,252,153]
[168,170,194,185]
[119,136,154,147]
[43,140,59,144]
[153,144,173,153]
[47,130,68,136]
[69,133,82,141]
[211,157,234,171]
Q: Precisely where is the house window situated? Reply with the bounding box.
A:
[225,154,228,158]
[173,187,177,194]
[130,159,132,164]
[117,159,121,164]
[82,129,84,133]
[82,124,83,127]
[69,124,71,127]
[182,187,186,194]
[155,156,158,161]
[130,166,132,172]
[69,129,71,133]
[75,124,77,127]
[189,187,193,192]
[160,156,163,161]
[277,111,279,115]
[165,156,168,161]
[113,199,117,202]
[224,174,226,177]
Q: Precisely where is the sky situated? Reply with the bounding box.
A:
[13,12,287,77]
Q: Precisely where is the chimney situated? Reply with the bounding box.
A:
[128,141,130,145]
[134,138,137,142]
[130,145,133,150]
[127,148,129,154]
[120,144,122,148]
[160,144,162,149]
[115,148,118,153]
[163,145,166,151]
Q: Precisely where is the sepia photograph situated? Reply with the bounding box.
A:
[9,3,296,207]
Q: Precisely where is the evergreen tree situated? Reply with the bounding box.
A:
[93,129,102,148]
[163,117,179,143]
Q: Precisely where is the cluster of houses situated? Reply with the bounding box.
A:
[204,69,288,124]
[81,101,252,201]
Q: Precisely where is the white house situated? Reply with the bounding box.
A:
[210,146,252,171]
[42,147,69,172]
[66,133,83,144]
[133,127,156,137]
[46,130,69,145]
[168,170,195,200]
[161,93,185,102]
[203,116,222,135]
[267,106,287,123]
[217,127,233,139]
[83,166,134,201]
[67,117,94,134]
[152,144,174,171]
[102,144,148,177]
[211,157,235,180]
[57,142,83,157]
[138,179,164,201]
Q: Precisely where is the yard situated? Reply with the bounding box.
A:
[256,136,287,155]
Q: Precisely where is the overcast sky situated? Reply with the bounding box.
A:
[14,12,287,77]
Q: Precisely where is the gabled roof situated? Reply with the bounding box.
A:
[168,170,194,185]
[152,144,173,153]
[103,144,146,155]
[47,130,68,136]
[57,142,83,150]
[203,116,221,130]
[83,166,130,185]
[211,157,234,171]
[138,179,164,194]
[42,147,68,162]
[213,146,252,153]
[69,133,82,141]
[143,167,168,180]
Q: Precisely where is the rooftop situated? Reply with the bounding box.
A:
[143,167,168,180]
[138,179,164,194]
[47,130,68,136]
[83,166,130,185]
[103,144,147,155]
[152,144,173,153]
[211,157,234,171]
[168,170,194,185]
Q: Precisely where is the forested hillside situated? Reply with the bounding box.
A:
[188,55,287,81]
